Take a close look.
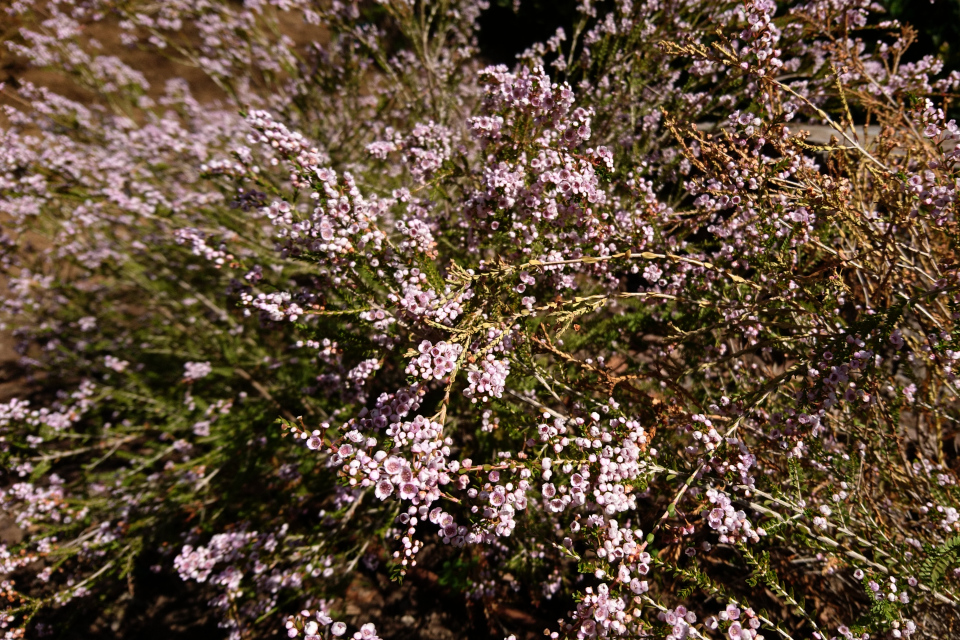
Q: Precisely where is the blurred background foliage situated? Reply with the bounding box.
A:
[884,0,960,70]
[477,0,960,72]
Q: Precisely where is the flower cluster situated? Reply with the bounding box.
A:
[463,355,510,402]
[703,489,764,545]
[2,0,960,639]
[404,340,463,381]
[184,361,213,381]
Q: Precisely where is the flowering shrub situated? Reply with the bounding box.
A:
[2,0,960,639]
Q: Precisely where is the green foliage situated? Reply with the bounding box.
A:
[920,536,960,588]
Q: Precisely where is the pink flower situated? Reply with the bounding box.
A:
[375,480,394,500]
